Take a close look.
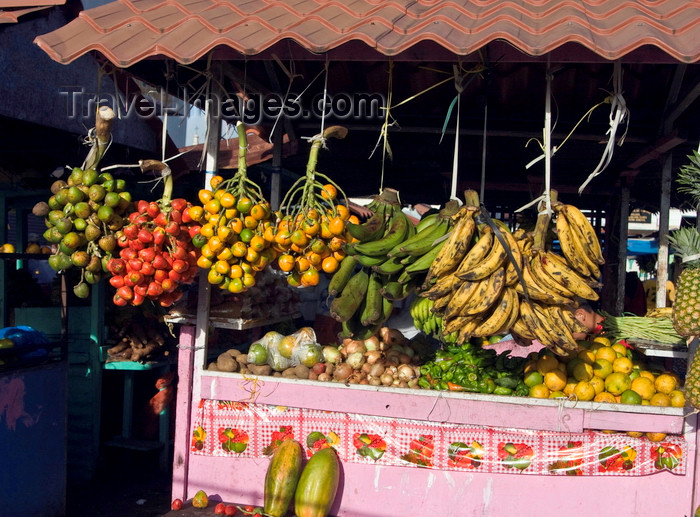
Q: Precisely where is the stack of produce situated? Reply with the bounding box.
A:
[418,342,529,395]
[329,194,457,340]
[419,189,601,357]
[105,315,169,363]
[272,126,353,287]
[39,167,133,298]
[107,161,200,307]
[521,336,685,407]
[189,122,277,294]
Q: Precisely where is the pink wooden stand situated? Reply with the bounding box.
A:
[172,325,700,516]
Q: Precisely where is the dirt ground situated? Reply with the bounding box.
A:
[66,447,172,517]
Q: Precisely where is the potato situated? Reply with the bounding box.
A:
[207,362,219,371]
[216,352,239,372]
[282,367,298,378]
[235,354,249,365]
[247,364,272,376]
[293,364,310,379]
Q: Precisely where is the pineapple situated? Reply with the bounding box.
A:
[668,227,700,337]
[670,151,700,408]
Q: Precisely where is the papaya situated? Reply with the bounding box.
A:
[191,489,208,508]
[294,447,340,517]
[264,439,303,517]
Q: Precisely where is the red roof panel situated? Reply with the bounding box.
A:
[34,0,700,66]
[0,0,65,23]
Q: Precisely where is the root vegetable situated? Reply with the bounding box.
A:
[235,354,249,365]
[368,376,382,386]
[248,364,272,376]
[227,348,242,357]
[282,367,297,378]
[380,327,404,347]
[397,365,415,382]
[322,346,342,364]
[369,363,385,378]
[308,371,319,381]
[317,372,331,382]
[364,335,380,351]
[348,372,363,384]
[380,373,394,386]
[293,364,310,379]
[333,363,352,382]
[346,351,365,370]
[408,378,419,389]
[398,353,411,364]
[216,353,239,372]
[365,350,382,365]
[325,363,335,377]
[361,362,372,375]
[207,362,219,371]
[344,340,367,356]
[398,380,408,388]
[359,379,369,385]
[107,342,130,356]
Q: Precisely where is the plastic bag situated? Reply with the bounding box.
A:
[248,328,323,371]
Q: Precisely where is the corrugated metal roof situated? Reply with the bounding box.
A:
[0,0,65,23]
[34,0,700,66]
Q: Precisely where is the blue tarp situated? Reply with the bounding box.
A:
[627,238,659,255]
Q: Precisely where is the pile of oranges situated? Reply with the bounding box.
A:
[270,183,359,287]
[187,174,277,294]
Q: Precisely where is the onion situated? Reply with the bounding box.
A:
[383,328,405,346]
[317,372,331,382]
[368,376,382,386]
[385,365,397,376]
[397,364,416,382]
[365,350,382,365]
[361,362,372,375]
[364,335,380,351]
[380,373,394,386]
[322,346,342,364]
[369,363,385,378]
[398,380,408,388]
[413,365,422,378]
[359,379,369,385]
[344,340,367,356]
[348,372,363,384]
[346,351,366,370]
[398,353,411,364]
[333,363,353,381]
[379,327,390,343]
[407,378,419,389]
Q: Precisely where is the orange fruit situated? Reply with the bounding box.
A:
[592,358,613,379]
[639,370,656,382]
[529,384,551,399]
[207,236,224,254]
[196,256,213,269]
[332,250,346,261]
[544,370,567,392]
[231,241,248,258]
[612,357,633,374]
[563,379,578,397]
[250,204,270,221]
[321,256,339,274]
[301,268,320,287]
[198,189,214,204]
[278,254,295,272]
[228,264,243,279]
[302,218,320,236]
[595,346,617,363]
[649,392,671,407]
[589,376,605,395]
[630,377,656,400]
[573,362,594,382]
[307,252,323,267]
[263,225,276,243]
[577,349,596,365]
[335,205,350,221]
[204,198,221,215]
[295,256,311,273]
[328,217,346,236]
[669,390,686,407]
[244,215,258,230]
[605,372,632,396]
[626,431,644,438]
[573,381,595,401]
[592,336,611,347]
[320,183,338,201]
[645,432,667,442]
[227,277,244,294]
[654,373,678,394]
[593,392,617,403]
[187,205,205,223]
[199,223,215,239]
[249,235,266,252]
[275,230,292,247]
[328,236,345,252]
[291,230,309,248]
[209,175,224,189]
[236,197,253,214]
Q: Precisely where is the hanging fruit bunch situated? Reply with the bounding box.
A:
[106,160,201,307]
[37,107,131,298]
[272,126,355,288]
[188,121,277,294]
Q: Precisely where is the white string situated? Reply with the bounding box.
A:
[450,65,464,202]
[267,55,300,145]
[319,56,329,147]
[543,59,553,218]
[578,61,630,194]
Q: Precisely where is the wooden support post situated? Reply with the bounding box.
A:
[616,185,630,315]
[657,154,672,308]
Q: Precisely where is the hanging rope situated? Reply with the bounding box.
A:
[369,60,395,193]
[301,56,331,150]
[267,54,302,145]
[578,61,630,193]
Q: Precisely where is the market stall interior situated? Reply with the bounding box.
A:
[9,0,698,515]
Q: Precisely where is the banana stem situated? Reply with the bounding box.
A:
[532,189,558,249]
